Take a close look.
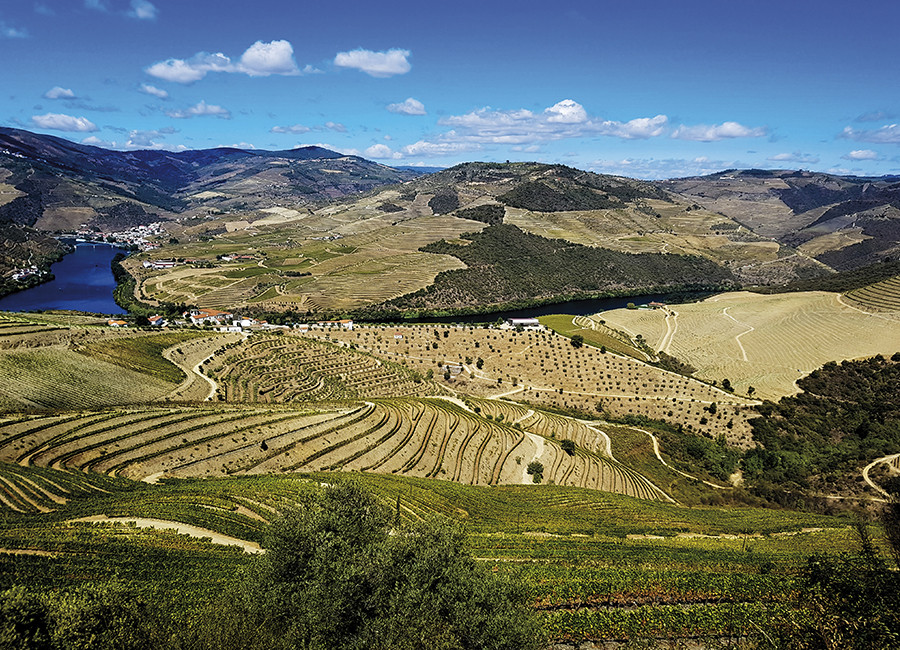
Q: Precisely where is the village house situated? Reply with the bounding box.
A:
[184,308,233,326]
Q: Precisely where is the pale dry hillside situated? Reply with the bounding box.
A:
[595,291,900,399]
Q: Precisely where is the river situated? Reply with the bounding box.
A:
[0,242,124,315]
[384,292,714,324]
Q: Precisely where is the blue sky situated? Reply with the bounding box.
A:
[2,0,899,178]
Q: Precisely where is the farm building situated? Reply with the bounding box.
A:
[107,319,127,327]
[185,309,234,326]
[505,317,541,330]
[316,319,355,330]
[147,315,166,327]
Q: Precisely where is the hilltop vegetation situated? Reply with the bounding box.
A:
[375,224,735,314]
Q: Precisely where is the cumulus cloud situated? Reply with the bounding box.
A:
[334,48,411,77]
[364,143,400,159]
[767,152,820,164]
[238,40,299,76]
[31,113,98,132]
[166,100,231,119]
[842,149,880,161]
[146,40,300,83]
[138,83,168,99]
[128,0,157,20]
[400,140,482,157]
[323,121,346,133]
[436,100,668,145]
[387,97,426,115]
[544,99,587,124]
[44,86,76,100]
[271,124,311,134]
[840,124,900,145]
[671,121,768,142]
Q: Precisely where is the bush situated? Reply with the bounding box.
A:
[245,482,542,650]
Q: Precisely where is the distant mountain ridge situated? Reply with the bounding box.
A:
[0,126,419,220]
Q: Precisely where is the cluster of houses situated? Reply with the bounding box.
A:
[106,308,357,333]
[75,222,166,251]
[10,265,44,282]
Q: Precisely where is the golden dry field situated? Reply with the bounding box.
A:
[594,291,900,399]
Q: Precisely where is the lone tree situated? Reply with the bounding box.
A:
[570,334,584,348]
[243,481,542,650]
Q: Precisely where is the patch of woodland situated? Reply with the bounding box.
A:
[378,224,736,312]
[455,203,505,226]
[745,354,900,502]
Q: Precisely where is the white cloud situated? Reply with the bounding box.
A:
[767,152,820,164]
[238,40,300,76]
[82,136,114,147]
[437,100,668,145]
[44,86,76,100]
[138,83,168,99]
[271,124,311,134]
[166,100,231,119]
[299,143,362,156]
[334,48,411,77]
[84,0,108,11]
[671,121,768,142]
[589,157,740,180]
[1,21,28,38]
[128,0,157,20]
[323,121,346,133]
[400,140,482,157]
[842,149,880,161]
[840,124,900,145]
[544,99,587,124]
[364,144,400,159]
[602,115,668,139]
[146,40,300,83]
[387,97,426,116]
[31,113,98,132]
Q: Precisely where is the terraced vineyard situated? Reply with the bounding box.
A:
[305,324,756,445]
[206,332,443,403]
[844,274,900,312]
[0,399,674,501]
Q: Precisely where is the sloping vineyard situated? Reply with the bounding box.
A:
[0,399,672,503]
[205,332,443,403]
[844,274,900,312]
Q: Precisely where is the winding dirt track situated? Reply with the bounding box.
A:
[70,515,262,554]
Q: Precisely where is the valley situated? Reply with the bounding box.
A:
[0,130,898,649]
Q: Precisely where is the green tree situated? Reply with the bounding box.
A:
[0,587,51,650]
[246,482,541,650]
[560,439,575,456]
[49,583,155,650]
[526,461,544,483]
[570,334,583,348]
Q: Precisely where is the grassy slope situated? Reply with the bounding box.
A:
[78,331,214,383]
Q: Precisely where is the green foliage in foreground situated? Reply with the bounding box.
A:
[242,482,541,650]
